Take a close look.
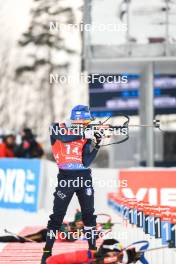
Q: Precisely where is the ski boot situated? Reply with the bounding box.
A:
[41,249,52,264]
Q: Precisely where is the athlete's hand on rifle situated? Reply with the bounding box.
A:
[94,130,104,145]
[84,129,95,139]
[124,247,141,263]
[84,129,104,147]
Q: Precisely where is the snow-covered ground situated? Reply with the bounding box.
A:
[0,208,48,251]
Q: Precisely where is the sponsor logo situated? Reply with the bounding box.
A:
[119,170,176,207]
[122,187,176,206]
[86,188,92,196]
[0,169,36,204]
[57,190,66,200]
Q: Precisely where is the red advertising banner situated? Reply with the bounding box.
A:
[118,170,176,207]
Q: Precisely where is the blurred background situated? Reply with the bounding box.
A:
[0,0,176,263]
[0,0,176,168]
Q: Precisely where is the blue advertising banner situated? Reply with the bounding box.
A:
[0,159,41,212]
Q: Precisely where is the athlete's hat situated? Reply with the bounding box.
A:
[70,105,93,120]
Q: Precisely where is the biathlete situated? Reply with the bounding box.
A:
[1,211,112,244]
[46,238,143,264]
[41,105,102,264]
[0,210,83,243]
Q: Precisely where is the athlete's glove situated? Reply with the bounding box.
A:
[123,247,141,263]
[84,129,95,139]
[94,131,103,145]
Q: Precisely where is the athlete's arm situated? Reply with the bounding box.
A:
[82,140,100,167]
[50,123,83,144]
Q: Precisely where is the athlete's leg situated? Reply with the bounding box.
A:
[41,174,74,263]
[25,229,47,242]
[46,182,74,248]
[0,235,26,243]
[76,174,97,249]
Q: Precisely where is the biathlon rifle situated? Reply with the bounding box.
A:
[71,114,161,146]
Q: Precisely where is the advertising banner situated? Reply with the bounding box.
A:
[0,159,41,212]
[119,169,176,207]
